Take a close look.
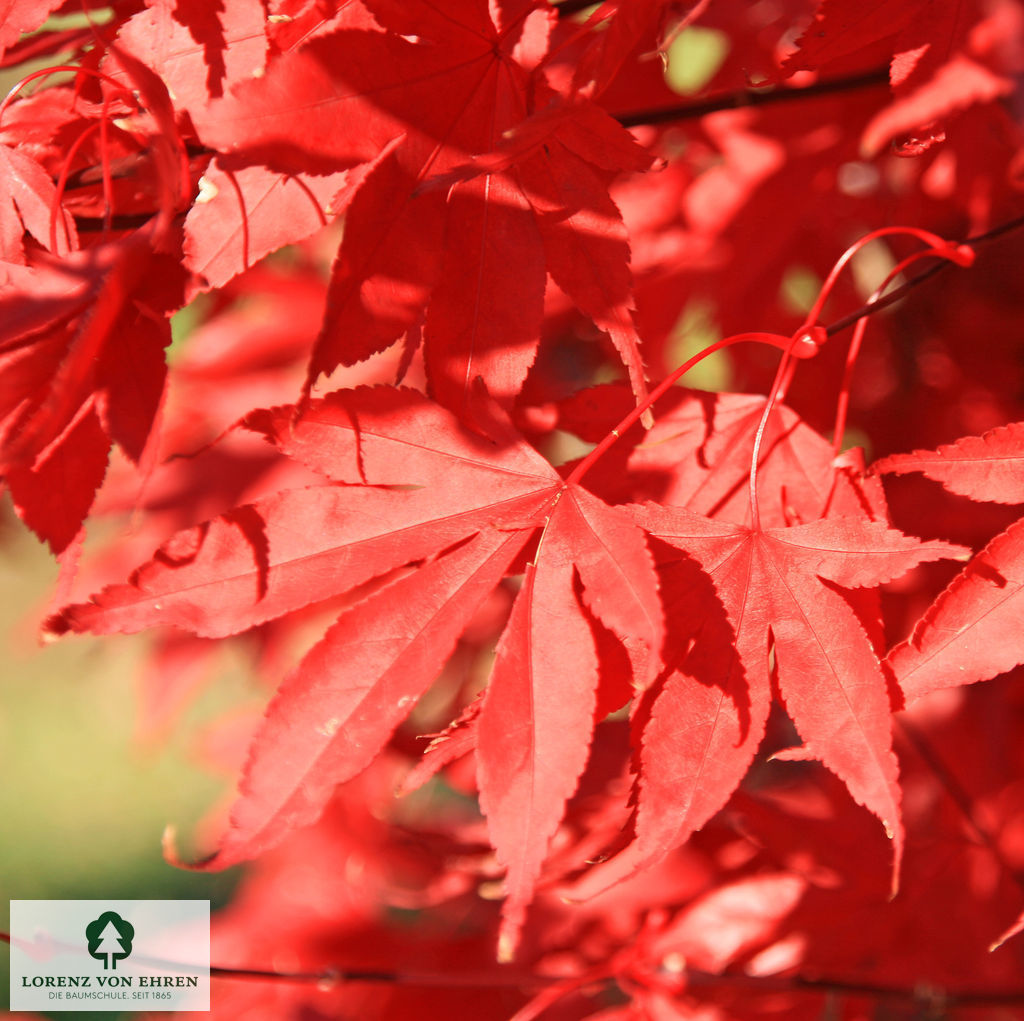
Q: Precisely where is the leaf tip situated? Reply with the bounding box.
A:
[497,931,517,965]
[496,899,529,963]
[162,824,220,872]
[886,820,904,902]
[161,823,181,861]
[41,604,79,642]
[39,617,66,644]
[989,913,1024,953]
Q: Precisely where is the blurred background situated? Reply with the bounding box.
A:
[0,502,242,1020]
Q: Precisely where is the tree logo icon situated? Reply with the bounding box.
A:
[85,911,135,970]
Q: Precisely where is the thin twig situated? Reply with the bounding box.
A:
[62,67,894,237]
[207,963,553,990]
[688,966,1024,1008]
[616,67,889,128]
[553,0,599,16]
[5,930,1024,1005]
[897,716,1024,901]
[825,211,1024,338]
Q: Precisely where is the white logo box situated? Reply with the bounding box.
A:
[10,900,210,1012]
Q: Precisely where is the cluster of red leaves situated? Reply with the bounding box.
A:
[5,0,1024,1017]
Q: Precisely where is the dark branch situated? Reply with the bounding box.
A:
[825,211,1024,338]
[897,716,1024,902]
[688,966,1024,1008]
[208,963,553,990]
[554,0,600,16]
[4,930,1024,1005]
[615,67,889,129]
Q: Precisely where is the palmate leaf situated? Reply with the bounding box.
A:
[579,503,968,895]
[0,222,185,553]
[888,517,1024,702]
[0,0,65,61]
[47,379,971,955]
[46,388,559,638]
[183,159,349,291]
[48,386,663,957]
[876,422,1024,701]
[5,0,1024,997]
[186,525,533,871]
[0,141,77,262]
[556,384,841,527]
[873,421,1024,504]
[192,0,654,413]
[114,0,269,117]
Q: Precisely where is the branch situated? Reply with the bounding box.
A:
[896,715,1024,901]
[553,0,598,14]
[824,211,1024,338]
[4,930,1024,1006]
[64,68,895,236]
[686,966,1024,1009]
[615,67,889,129]
[208,963,553,990]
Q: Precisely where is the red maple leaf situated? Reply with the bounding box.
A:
[183,159,348,290]
[192,0,655,414]
[781,0,1015,156]
[48,385,664,958]
[557,383,841,527]
[115,0,269,115]
[11,0,1024,997]
[0,140,76,262]
[0,40,192,552]
[877,422,1024,702]
[873,421,1024,504]
[0,0,65,63]
[862,0,1016,156]
[588,501,967,893]
[1,223,186,551]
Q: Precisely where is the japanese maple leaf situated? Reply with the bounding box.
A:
[193,0,654,415]
[566,0,690,100]
[183,158,349,290]
[557,384,840,527]
[0,223,185,552]
[115,0,269,115]
[781,0,1013,155]
[49,386,663,959]
[781,0,922,77]
[873,421,1024,504]
[589,502,968,892]
[0,141,77,263]
[0,41,193,551]
[0,0,65,62]
[861,0,1015,156]
[876,422,1024,702]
